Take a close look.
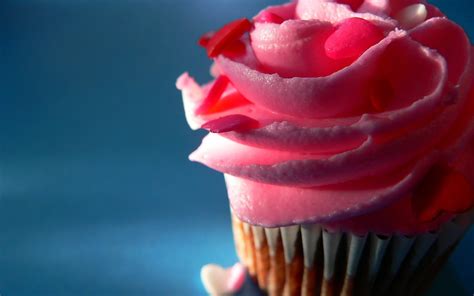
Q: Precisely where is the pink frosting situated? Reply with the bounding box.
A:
[177,0,474,234]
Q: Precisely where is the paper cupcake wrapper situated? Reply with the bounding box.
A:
[231,210,473,296]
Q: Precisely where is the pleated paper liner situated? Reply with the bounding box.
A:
[231,210,473,296]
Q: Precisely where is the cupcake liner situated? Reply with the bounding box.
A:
[231,210,473,296]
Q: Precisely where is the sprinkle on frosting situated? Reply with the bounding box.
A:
[202,114,259,133]
[325,17,385,60]
[395,3,427,30]
[198,31,213,48]
[204,18,253,58]
[255,11,285,24]
[195,76,229,115]
[413,164,474,222]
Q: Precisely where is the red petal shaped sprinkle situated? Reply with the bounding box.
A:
[210,91,252,113]
[206,18,253,58]
[255,11,285,24]
[370,79,394,112]
[413,164,474,222]
[198,32,214,47]
[195,76,229,115]
[325,18,384,60]
[202,114,259,133]
[222,40,246,58]
[336,0,364,11]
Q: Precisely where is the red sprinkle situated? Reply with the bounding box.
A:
[337,0,364,11]
[255,11,285,24]
[221,40,246,58]
[202,114,259,133]
[198,32,214,47]
[413,164,474,222]
[195,76,229,115]
[206,18,253,58]
[370,79,393,112]
[325,18,384,60]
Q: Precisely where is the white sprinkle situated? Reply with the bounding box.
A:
[395,4,428,30]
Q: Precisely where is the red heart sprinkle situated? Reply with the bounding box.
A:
[255,11,285,24]
[337,0,364,11]
[412,164,474,222]
[325,17,384,60]
[195,76,229,115]
[202,114,259,133]
[206,18,252,58]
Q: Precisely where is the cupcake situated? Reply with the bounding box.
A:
[177,0,474,295]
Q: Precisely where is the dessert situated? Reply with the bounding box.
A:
[177,0,474,295]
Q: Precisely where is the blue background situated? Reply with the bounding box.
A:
[0,0,472,295]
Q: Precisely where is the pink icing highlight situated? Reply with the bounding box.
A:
[409,17,471,85]
[358,0,391,15]
[250,20,339,77]
[296,0,394,26]
[224,153,438,227]
[179,0,474,234]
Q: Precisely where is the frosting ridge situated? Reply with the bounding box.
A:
[178,0,474,233]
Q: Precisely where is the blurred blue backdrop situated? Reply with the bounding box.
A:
[0,0,472,295]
